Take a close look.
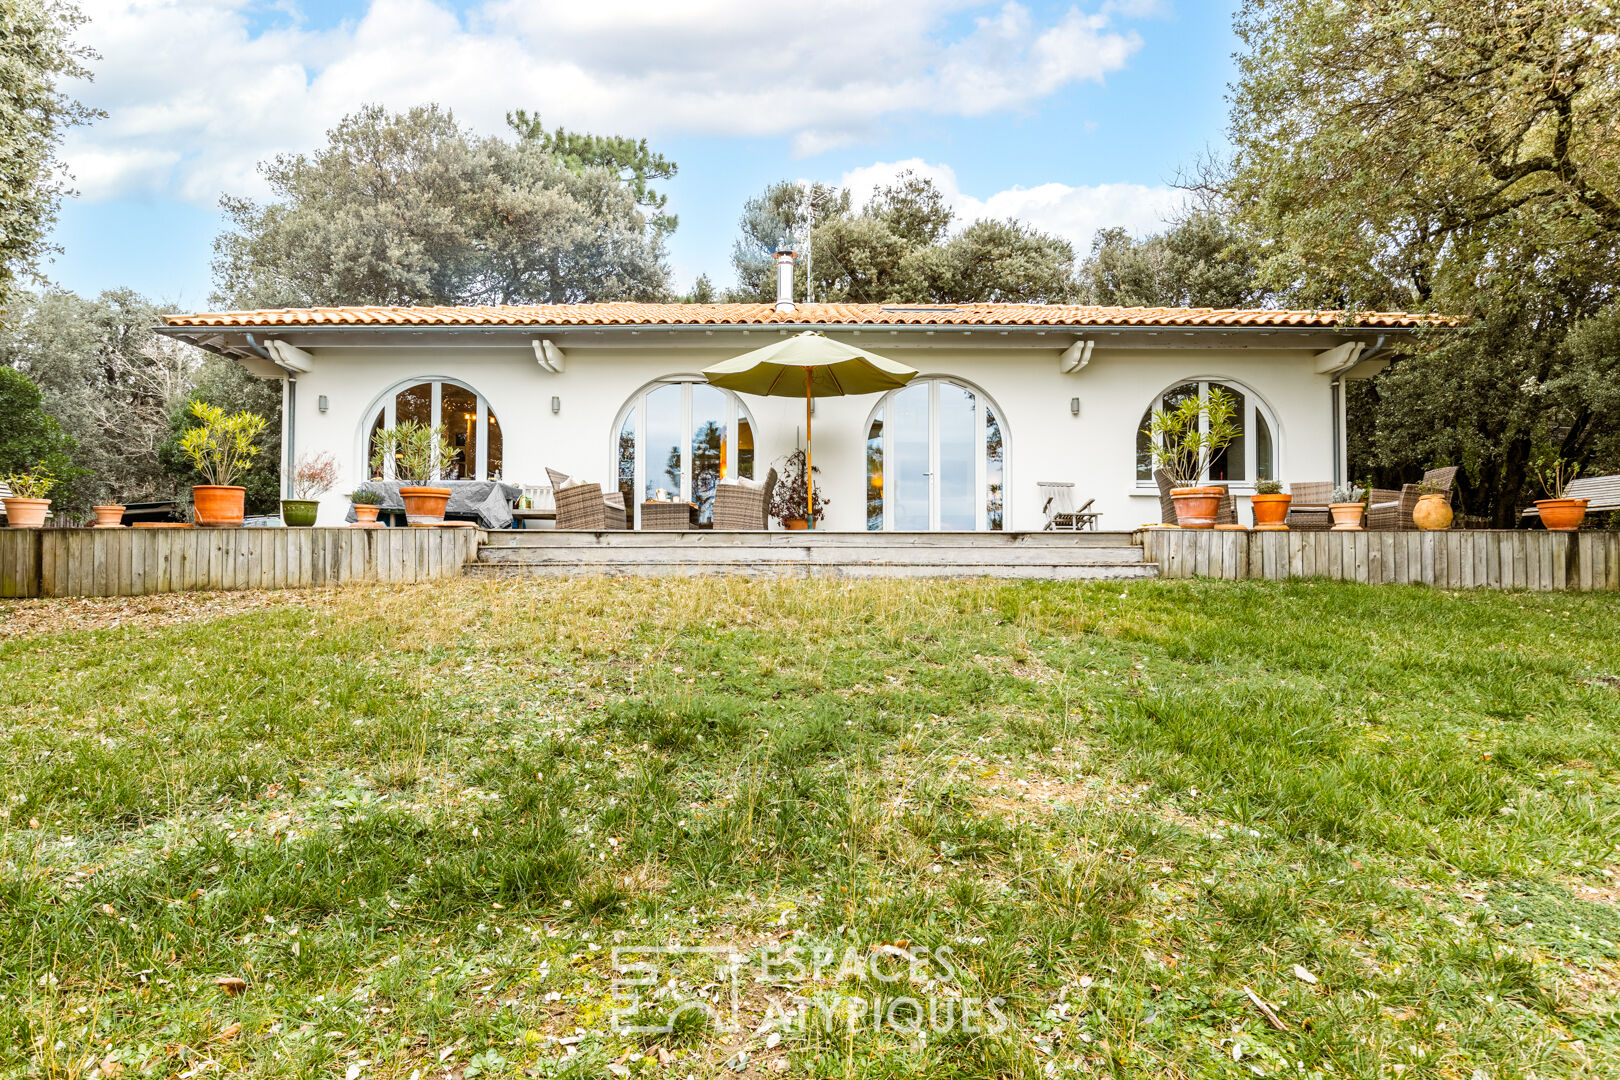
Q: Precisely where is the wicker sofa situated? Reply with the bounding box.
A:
[1367,466,1457,530]
[711,469,778,530]
[1285,481,1334,531]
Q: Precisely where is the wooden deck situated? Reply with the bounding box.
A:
[1139,528,1620,591]
[469,530,1158,580]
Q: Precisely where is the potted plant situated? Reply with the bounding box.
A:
[1411,479,1453,531]
[1329,484,1364,531]
[1251,478,1291,530]
[178,401,268,527]
[2,470,55,528]
[282,451,338,527]
[1146,387,1239,528]
[91,503,126,528]
[1533,458,1587,531]
[371,420,458,526]
[769,449,827,529]
[349,488,385,527]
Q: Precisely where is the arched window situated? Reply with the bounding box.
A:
[865,377,1005,531]
[1135,379,1276,485]
[614,378,756,527]
[365,379,502,480]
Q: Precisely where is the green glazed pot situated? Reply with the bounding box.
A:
[281,499,319,527]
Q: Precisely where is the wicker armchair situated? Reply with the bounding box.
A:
[1153,469,1236,525]
[1367,466,1457,530]
[547,467,628,530]
[1286,481,1334,532]
[711,469,778,530]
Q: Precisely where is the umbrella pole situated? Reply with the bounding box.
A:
[805,368,814,530]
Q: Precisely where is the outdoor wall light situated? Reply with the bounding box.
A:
[1070,397,1080,416]
[318,394,329,413]
[551,396,561,414]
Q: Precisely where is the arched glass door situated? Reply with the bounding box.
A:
[866,378,1004,531]
[365,379,502,479]
[615,379,755,527]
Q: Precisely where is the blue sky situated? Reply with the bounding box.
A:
[47,1,1239,310]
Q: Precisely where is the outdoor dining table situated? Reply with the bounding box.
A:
[345,480,522,529]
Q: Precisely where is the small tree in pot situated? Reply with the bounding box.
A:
[348,487,386,526]
[769,449,827,529]
[1251,478,1291,530]
[1330,484,1365,531]
[1146,387,1238,528]
[178,401,268,527]
[3,469,56,528]
[1533,458,1586,531]
[370,421,458,525]
[282,451,338,526]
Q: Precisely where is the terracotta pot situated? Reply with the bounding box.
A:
[2,497,51,528]
[399,485,451,526]
[1412,492,1453,531]
[193,485,246,527]
[1535,497,1588,532]
[1251,492,1292,530]
[280,499,319,527]
[92,504,126,528]
[783,518,809,530]
[352,504,382,526]
[1170,486,1223,529]
[1329,503,1364,531]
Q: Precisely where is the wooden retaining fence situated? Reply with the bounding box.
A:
[1137,528,1620,591]
[0,527,484,599]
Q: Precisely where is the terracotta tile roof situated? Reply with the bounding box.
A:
[162,302,1455,330]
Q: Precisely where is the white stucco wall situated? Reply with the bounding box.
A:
[275,340,1339,531]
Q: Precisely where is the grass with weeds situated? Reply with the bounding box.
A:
[1,577,1617,1078]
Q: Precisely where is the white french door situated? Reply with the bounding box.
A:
[869,379,1003,531]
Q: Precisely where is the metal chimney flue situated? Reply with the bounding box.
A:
[773,237,796,313]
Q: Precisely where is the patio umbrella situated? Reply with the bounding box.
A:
[704,331,916,528]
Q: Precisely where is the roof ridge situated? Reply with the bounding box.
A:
[161,301,1459,329]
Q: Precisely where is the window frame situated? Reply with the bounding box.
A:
[361,376,500,481]
[1134,377,1280,491]
[863,375,1008,532]
[611,375,757,529]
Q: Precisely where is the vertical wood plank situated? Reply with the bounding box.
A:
[38,532,57,598]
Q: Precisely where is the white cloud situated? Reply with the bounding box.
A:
[61,0,1149,205]
[839,158,1184,252]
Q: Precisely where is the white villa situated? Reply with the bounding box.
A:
[158,276,1437,533]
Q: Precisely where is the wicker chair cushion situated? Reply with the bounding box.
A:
[546,467,584,490]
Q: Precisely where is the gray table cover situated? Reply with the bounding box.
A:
[345,480,521,529]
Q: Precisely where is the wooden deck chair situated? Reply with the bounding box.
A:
[1037,482,1099,531]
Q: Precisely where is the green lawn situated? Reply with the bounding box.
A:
[2,578,1617,1079]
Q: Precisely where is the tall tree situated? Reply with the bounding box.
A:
[1226,0,1620,523]
[0,0,100,309]
[728,181,849,303]
[0,288,195,507]
[1076,212,1271,309]
[731,173,1075,304]
[0,366,86,511]
[213,105,672,309]
[506,109,678,234]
